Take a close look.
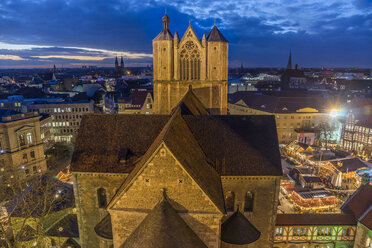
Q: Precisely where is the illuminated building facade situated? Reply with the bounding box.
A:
[0,110,47,199]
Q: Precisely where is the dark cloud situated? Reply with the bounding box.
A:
[0,0,370,68]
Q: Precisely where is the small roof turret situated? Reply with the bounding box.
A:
[154,11,174,41]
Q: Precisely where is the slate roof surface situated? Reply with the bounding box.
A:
[119,198,208,248]
[94,214,113,239]
[108,110,225,213]
[221,211,260,245]
[229,92,340,114]
[341,184,372,222]
[154,29,174,40]
[359,205,372,230]
[206,26,228,42]
[276,214,356,226]
[329,157,368,173]
[71,113,281,176]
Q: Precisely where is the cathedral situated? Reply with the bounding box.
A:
[153,13,228,114]
[114,56,125,78]
[71,13,282,248]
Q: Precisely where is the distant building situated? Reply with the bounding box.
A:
[274,214,357,247]
[274,184,372,247]
[0,110,47,199]
[117,89,153,114]
[228,92,341,144]
[114,56,125,78]
[340,110,371,161]
[281,51,307,90]
[26,100,94,142]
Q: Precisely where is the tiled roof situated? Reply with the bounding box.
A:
[341,184,372,221]
[329,157,368,173]
[276,214,356,226]
[229,92,340,114]
[119,198,208,248]
[108,110,225,213]
[359,205,372,230]
[71,112,281,177]
[153,30,174,40]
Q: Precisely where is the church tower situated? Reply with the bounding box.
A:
[153,14,228,115]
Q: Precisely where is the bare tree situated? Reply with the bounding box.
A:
[0,176,75,248]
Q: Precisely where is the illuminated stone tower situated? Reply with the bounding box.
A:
[153,13,228,114]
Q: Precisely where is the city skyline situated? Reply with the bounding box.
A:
[0,0,371,68]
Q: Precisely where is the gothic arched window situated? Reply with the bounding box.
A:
[180,41,201,81]
[97,188,107,208]
[225,191,235,212]
[244,191,254,212]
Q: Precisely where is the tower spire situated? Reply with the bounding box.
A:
[162,11,170,31]
[120,56,124,69]
[287,50,292,69]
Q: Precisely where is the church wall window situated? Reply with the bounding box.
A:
[97,188,107,208]
[180,41,201,81]
[244,191,254,212]
[225,191,235,211]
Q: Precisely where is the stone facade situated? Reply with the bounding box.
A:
[0,111,47,199]
[72,172,127,248]
[108,144,223,248]
[153,16,228,115]
[221,176,281,248]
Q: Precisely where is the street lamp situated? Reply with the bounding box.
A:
[330,109,338,118]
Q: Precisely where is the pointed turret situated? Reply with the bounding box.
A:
[115,56,118,68]
[154,11,173,40]
[120,56,124,69]
[174,31,179,43]
[202,32,206,44]
[206,25,228,42]
[287,50,292,69]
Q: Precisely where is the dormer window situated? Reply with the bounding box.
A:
[261,105,266,108]
[282,107,288,111]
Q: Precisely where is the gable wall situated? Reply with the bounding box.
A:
[109,145,222,247]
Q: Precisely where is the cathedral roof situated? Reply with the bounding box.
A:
[108,109,225,213]
[119,198,208,248]
[221,210,261,245]
[71,113,281,176]
[94,214,113,239]
[206,25,228,42]
[171,87,209,115]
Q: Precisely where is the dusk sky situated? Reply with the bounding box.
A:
[0,0,371,68]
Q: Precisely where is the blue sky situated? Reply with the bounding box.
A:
[0,0,371,68]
